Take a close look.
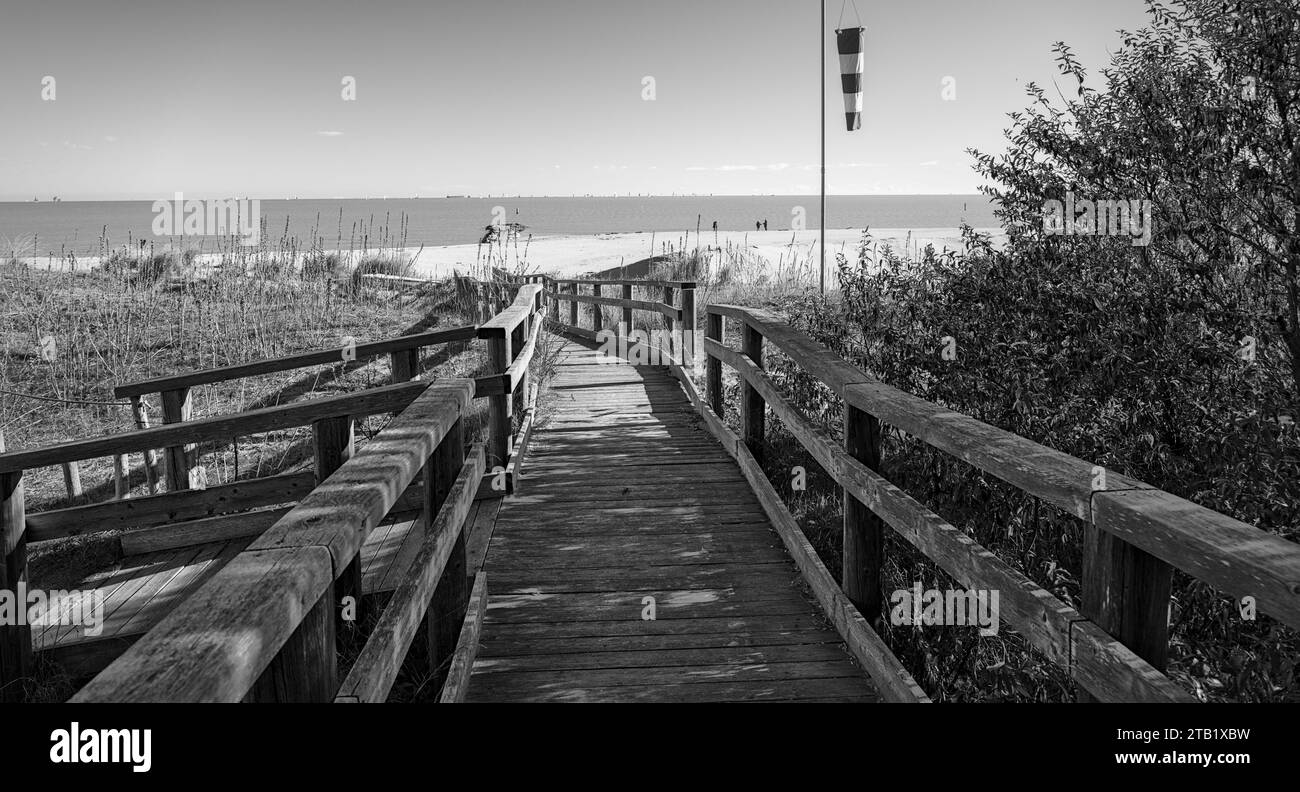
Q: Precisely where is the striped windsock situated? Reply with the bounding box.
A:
[836,27,865,131]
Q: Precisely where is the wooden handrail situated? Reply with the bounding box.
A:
[546,278,697,366]
[72,379,476,702]
[545,290,681,321]
[113,326,477,399]
[25,470,317,543]
[0,381,428,473]
[553,278,696,289]
[703,303,1300,701]
[334,443,486,703]
[478,283,543,339]
[477,282,545,477]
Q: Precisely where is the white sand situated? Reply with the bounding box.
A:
[404,227,1004,280]
[13,228,1004,280]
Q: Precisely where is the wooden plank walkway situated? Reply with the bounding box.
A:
[464,335,880,702]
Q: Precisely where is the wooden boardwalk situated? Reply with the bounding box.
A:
[14,276,1276,704]
[464,336,880,702]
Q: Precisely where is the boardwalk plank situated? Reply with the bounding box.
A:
[466,334,879,703]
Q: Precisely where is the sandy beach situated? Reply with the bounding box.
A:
[408,227,1004,279]
[13,227,1005,281]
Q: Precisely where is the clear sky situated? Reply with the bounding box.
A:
[0,0,1153,200]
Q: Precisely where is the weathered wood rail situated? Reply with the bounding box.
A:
[3,274,1292,703]
[71,380,482,702]
[699,303,1300,703]
[547,277,696,365]
[113,325,478,493]
[0,275,540,701]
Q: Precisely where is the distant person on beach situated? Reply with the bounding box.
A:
[756,221,761,231]
[712,221,718,231]
[763,220,768,231]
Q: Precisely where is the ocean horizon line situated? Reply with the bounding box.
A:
[1,193,990,204]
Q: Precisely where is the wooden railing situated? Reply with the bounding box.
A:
[477,281,545,489]
[0,381,433,700]
[546,278,697,366]
[0,279,543,701]
[70,380,483,702]
[699,304,1300,703]
[112,325,477,494]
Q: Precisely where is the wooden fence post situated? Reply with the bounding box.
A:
[512,318,528,419]
[390,348,420,383]
[592,284,603,335]
[569,284,579,328]
[740,322,765,465]
[706,312,723,417]
[487,331,513,471]
[314,415,359,633]
[426,418,468,690]
[549,278,560,325]
[843,403,885,620]
[248,583,338,703]
[681,284,697,368]
[663,286,676,358]
[130,396,159,494]
[160,387,200,490]
[622,284,633,341]
[0,432,31,703]
[61,461,83,503]
[1081,526,1173,693]
[113,455,128,500]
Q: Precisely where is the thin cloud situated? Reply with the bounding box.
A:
[918,160,940,167]
[317,130,344,137]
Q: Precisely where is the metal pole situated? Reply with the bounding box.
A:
[820,0,826,296]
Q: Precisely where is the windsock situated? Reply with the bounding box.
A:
[836,27,866,131]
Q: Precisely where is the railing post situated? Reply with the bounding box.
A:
[425,417,468,691]
[160,387,201,490]
[843,404,885,620]
[314,415,360,632]
[248,582,338,702]
[130,396,160,494]
[1081,526,1173,691]
[512,317,528,420]
[622,284,633,341]
[113,454,128,500]
[60,461,83,503]
[487,330,513,471]
[681,284,697,368]
[663,286,676,358]
[569,283,579,328]
[549,278,560,325]
[0,432,31,704]
[740,322,765,464]
[390,348,420,383]
[706,311,723,416]
[592,284,603,335]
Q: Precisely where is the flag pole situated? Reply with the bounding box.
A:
[820,0,826,296]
